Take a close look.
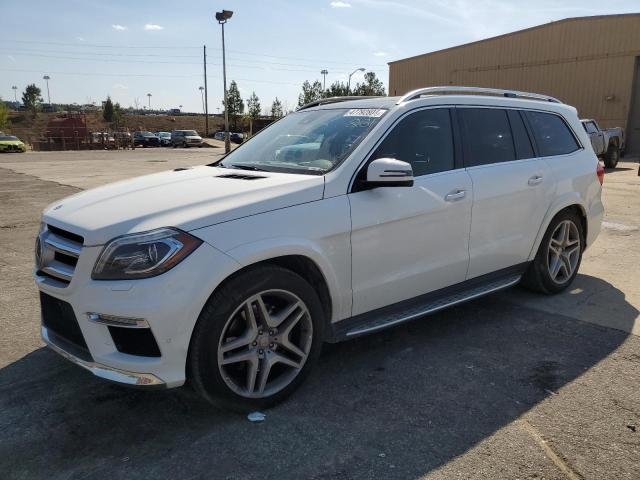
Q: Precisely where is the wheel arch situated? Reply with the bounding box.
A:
[528,197,588,261]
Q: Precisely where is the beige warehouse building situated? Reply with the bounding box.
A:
[388,14,640,154]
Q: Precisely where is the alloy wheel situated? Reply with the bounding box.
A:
[217,289,313,398]
[547,220,581,284]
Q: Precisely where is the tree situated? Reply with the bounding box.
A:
[325,81,349,98]
[223,81,244,129]
[0,99,8,131]
[103,97,114,122]
[246,92,261,136]
[352,72,386,96]
[22,84,42,117]
[112,102,123,128]
[270,98,283,118]
[297,80,324,107]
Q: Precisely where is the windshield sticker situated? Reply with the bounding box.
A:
[344,108,386,118]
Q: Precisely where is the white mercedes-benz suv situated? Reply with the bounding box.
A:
[35,87,604,411]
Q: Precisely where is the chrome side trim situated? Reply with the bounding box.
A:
[87,313,150,329]
[346,275,522,337]
[42,327,165,387]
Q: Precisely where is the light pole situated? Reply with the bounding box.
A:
[321,69,328,91]
[347,68,365,95]
[147,93,152,110]
[216,9,233,154]
[43,75,51,105]
[12,85,18,103]
[199,86,205,115]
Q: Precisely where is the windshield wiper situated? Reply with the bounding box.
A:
[227,163,269,172]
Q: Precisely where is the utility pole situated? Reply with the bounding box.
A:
[12,85,18,103]
[203,45,209,137]
[43,75,51,105]
[147,93,152,109]
[216,10,233,154]
[321,69,328,91]
[199,86,205,115]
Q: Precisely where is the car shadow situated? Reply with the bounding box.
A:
[1,275,637,480]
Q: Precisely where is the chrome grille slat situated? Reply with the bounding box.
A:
[36,225,84,287]
[44,233,81,257]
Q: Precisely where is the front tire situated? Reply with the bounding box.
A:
[604,142,619,168]
[189,265,325,411]
[522,210,584,294]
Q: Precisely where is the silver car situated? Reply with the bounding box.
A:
[171,130,203,148]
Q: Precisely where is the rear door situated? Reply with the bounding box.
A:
[349,108,472,315]
[459,107,554,279]
[584,121,604,155]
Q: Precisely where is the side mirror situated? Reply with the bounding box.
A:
[366,158,414,187]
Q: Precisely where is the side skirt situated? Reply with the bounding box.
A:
[327,263,529,342]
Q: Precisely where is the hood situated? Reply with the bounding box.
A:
[185,135,202,140]
[1,140,24,145]
[42,165,325,245]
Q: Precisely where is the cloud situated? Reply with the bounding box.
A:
[7,55,15,62]
[144,24,164,31]
[112,24,127,31]
[373,51,388,57]
[330,1,352,7]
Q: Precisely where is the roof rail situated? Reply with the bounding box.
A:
[396,86,562,105]
[297,96,385,111]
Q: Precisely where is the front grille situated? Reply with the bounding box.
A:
[40,292,92,362]
[36,225,84,287]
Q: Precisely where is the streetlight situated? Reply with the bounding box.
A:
[216,9,233,154]
[147,93,152,109]
[321,69,328,91]
[347,68,365,95]
[43,75,51,105]
[199,86,205,115]
[12,85,17,103]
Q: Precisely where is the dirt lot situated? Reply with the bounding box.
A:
[0,149,638,480]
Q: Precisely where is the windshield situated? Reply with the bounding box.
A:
[0,136,18,141]
[218,108,386,174]
[142,132,155,136]
[158,132,170,137]
[183,130,198,136]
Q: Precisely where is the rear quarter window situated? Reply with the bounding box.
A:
[525,111,580,157]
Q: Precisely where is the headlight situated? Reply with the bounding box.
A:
[92,227,202,280]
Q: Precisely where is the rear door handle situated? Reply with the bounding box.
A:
[445,190,466,201]
[528,175,543,186]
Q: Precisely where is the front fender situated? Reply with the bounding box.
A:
[224,237,350,323]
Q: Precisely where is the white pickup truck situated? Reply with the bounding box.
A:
[581,119,625,168]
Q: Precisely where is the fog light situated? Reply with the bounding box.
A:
[87,312,149,328]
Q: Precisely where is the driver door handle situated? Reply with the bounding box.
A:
[445,190,466,201]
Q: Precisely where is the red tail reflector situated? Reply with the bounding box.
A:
[596,163,605,185]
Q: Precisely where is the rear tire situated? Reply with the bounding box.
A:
[189,265,325,412]
[604,142,619,168]
[521,209,584,294]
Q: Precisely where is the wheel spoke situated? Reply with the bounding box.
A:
[256,356,273,394]
[562,222,571,245]
[560,255,572,277]
[272,351,303,369]
[220,335,253,353]
[565,244,580,258]
[221,349,256,366]
[272,301,301,328]
[255,294,277,328]
[246,357,259,393]
[280,338,306,359]
[549,255,562,279]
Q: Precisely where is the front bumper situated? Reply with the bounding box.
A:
[35,239,240,388]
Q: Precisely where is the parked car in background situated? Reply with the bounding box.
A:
[214,131,243,144]
[581,119,625,168]
[0,135,26,153]
[171,130,203,148]
[34,87,603,411]
[91,132,116,149]
[156,132,172,146]
[133,131,160,148]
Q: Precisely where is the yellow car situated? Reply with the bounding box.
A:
[0,135,26,153]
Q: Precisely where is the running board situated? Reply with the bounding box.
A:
[330,270,524,341]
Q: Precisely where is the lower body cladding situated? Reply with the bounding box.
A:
[36,241,241,388]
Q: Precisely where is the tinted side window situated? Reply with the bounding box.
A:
[459,108,516,166]
[584,122,598,134]
[526,111,580,157]
[508,110,535,160]
[371,108,454,176]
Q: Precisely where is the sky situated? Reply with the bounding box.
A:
[2,0,639,114]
